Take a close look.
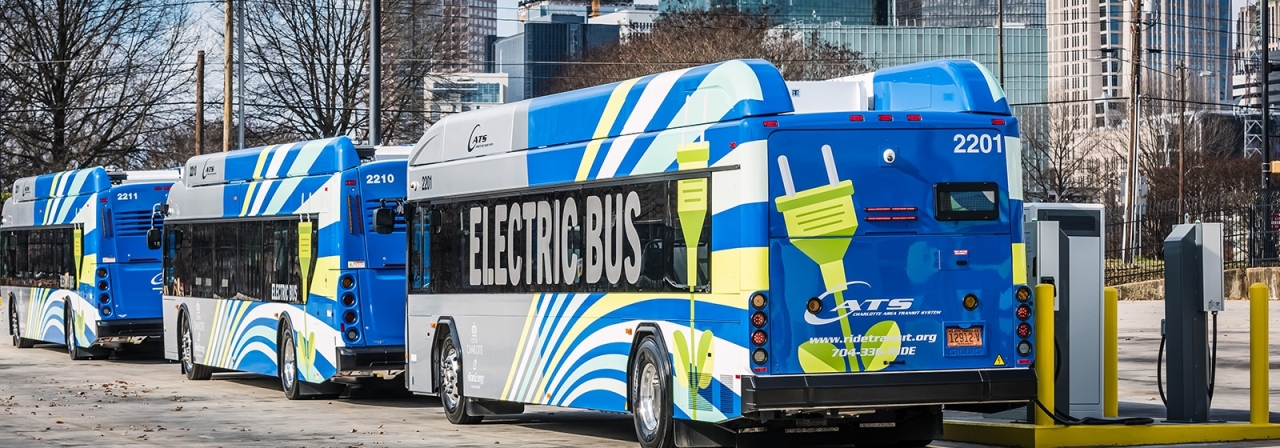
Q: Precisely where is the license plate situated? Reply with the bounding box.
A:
[946,327,982,347]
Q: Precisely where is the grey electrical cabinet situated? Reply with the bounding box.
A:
[1024,203,1105,419]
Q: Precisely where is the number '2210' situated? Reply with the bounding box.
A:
[952,134,1003,154]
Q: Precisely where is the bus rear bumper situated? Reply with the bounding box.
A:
[741,368,1036,414]
[336,345,406,373]
[95,318,163,339]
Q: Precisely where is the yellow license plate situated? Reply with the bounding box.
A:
[946,327,982,347]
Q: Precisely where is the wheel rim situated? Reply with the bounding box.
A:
[440,342,461,411]
[637,361,660,435]
[281,333,296,391]
[65,309,74,352]
[10,304,19,345]
[181,320,195,373]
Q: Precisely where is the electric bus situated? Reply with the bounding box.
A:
[402,59,1038,447]
[158,137,408,399]
[3,167,178,359]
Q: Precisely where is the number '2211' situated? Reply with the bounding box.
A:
[952,134,1003,154]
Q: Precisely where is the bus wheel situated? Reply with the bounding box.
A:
[279,322,305,400]
[65,305,104,360]
[630,336,674,448]
[10,299,34,348]
[439,335,482,424]
[180,313,212,380]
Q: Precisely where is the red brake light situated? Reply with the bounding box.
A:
[1017,323,1032,338]
[878,114,893,121]
[751,330,768,346]
[164,186,171,191]
[1017,304,1032,321]
[729,142,737,149]
[751,312,767,328]
[907,114,921,121]
[849,115,864,122]
[763,120,778,127]
[992,118,1006,125]
[154,186,163,190]
[345,180,357,186]
[100,198,108,203]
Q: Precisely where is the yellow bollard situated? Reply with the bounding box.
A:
[1034,283,1056,427]
[1104,286,1118,417]
[1250,283,1269,426]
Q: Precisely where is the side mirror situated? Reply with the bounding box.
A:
[146,228,162,250]
[374,209,396,235]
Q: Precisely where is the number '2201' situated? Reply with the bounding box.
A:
[952,134,1003,154]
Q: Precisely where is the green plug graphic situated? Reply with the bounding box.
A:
[673,329,716,416]
[676,141,710,292]
[297,330,317,383]
[775,145,859,371]
[75,308,88,347]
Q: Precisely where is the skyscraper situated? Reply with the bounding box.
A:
[894,0,1045,27]
[444,0,498,72]
[1047,0,1231,129]
[659,0,885,25]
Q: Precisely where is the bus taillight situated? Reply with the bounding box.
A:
[1017,340,1032,357]
[1016,323,1032,339]
[751,330,767,346]
[752,348,768,365]
[342,293,356,307]
[1016,304,1031,321]
[343,310,358,324]
[751,312,767,328]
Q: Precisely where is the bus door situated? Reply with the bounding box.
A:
[765,127,1013,375]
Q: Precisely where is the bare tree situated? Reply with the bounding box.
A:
[0,0,194,180]
[546,5,873,94]
[241,0,457,144]
[1020,102,1118,202]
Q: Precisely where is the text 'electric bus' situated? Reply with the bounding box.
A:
[402,59,1038,447]
[3,167,178,359]
[158,137,408,399]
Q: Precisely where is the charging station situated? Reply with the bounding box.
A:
[1024,203,1105,419]
[1162,222,1224,423]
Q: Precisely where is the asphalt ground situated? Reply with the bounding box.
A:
[0,300,1276,447]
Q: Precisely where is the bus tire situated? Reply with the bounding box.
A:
[438,334,482,424]
[65,305,105,360]
[630,335,674,448]
[279,321,305,400]
[10,298,34,349]
[180,313,212,380]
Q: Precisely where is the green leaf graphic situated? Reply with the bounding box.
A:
[861,321,902,372]
[798,341,848,373]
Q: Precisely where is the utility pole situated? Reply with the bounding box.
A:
[997,0,1004,85]
[370,0,381,146]
[223,0,233,153]
[1264,0,1275,260]
[1122,0,1144,263]
[236,0,244,150]
[1177,62,1185,219]
[196,51,204,156]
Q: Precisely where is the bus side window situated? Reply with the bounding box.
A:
[409,204,431,292]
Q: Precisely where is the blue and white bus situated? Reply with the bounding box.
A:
[402,59,1038,446]
[3,167,178,359]
[159,137,408,399]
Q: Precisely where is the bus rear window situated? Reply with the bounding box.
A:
[935,182,999,221]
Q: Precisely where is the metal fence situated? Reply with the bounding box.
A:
[1103,192,1256,286]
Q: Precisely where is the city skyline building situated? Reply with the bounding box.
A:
[444,0,498,71]
[425,73,509,124]
[893,0,1045,27]
[1047,0,1231,131]
[491,20,621,100]
[659,0,886,25]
